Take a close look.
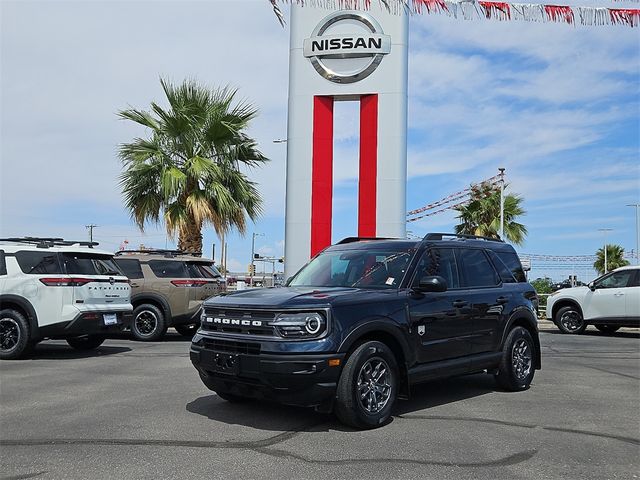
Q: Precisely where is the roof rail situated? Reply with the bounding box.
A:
[0,237,99,248]
[422,233,504,243]
[336,237,398,245]
[115,249,202,257]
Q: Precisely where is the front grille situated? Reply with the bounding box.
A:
[201,308,276,337]
[201,338,261,355]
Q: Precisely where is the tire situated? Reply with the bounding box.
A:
[131,304,167,341]
[495,327,536,391]
[0,309,31,360]
[595,324,620,334]
[174,324,198,338]
[66,335,106,350]
[555,305,587,334]
[335,341,398,430]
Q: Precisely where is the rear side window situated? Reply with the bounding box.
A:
[62,253,123,276]
[412,248,460,289]
[487,250,516,283]
[0,250,6,276]
[187,262,222,278]
[457,249,500,288]
[496,251,527,283]
[15,251,63,274]
[114,259,144,279]
[148,260,188,278]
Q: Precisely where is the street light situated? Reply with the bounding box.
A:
[598,228,613,274]
[498,167,506,240]
[250,232,265,287]
[627,204,640,265]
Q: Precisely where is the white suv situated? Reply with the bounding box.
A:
[547,265,640,334]
[0,238,133,359]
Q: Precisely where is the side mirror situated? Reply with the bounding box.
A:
[588,282,596,291]
[417,275,448,293]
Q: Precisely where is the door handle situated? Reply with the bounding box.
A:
[496,296,509,305]
[130,283,140,288]
[452,300,468,308]
[614,293,624,297]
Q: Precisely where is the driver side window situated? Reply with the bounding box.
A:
[412,248,460,289]
[595,270,633,289]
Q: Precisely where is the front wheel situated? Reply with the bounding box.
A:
[66,335,106,350]
[335,341,398,429]
[0,309,31,360]
[555,305,587,334]
[595,324,620,334]
[495,327,536,391]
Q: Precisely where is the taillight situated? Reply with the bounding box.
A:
[39,277,93,287]
[171,279,210,287]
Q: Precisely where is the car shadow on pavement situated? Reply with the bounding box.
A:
[541,329,640,339]
[27,343,131,360]
[186,395,333,432]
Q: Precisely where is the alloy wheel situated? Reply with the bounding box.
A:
[357,357,392,414]
[560,310,583,332]
[134,310,158,336]
[511,338,532,380]
[0,318,20,352]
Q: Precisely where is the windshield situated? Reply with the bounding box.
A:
[289,248,415,289]
[62,253,123,276]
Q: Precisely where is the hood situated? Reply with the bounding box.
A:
[203,286,392,309]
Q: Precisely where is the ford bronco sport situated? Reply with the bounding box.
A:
[190,233,540,429]
[114,250,225,341]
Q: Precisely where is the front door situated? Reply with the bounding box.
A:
[583,269,634,320]
[407,248,473,364]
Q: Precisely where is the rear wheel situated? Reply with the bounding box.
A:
[495,327,536,391]
[0,309,30,360]
[335,341,398,429]
[555,305,587,334]
[174,324,198,338]
[66,335,106,350]
[131,304,167,341]
[595,324,620,334]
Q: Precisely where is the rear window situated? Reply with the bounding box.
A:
[496,251,527,282]
[187,262,222,278]
[15,251,63,274]
[0,250,6,276]
[62,253,123,276]
[114,258,144,279]
[148,260,188,278]
[457,249,500,288]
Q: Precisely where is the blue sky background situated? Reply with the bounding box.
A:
[1,0,638,282]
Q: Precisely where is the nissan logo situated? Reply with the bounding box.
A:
[303,11,391,84]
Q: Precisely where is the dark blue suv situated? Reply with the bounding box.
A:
[190,233,540,429]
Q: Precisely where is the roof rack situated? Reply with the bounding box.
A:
[0,237,99,248]
[115,249,202,258]
[422,233,504,243]
[336,237,398,245]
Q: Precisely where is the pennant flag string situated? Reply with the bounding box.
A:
[269,0,639,27]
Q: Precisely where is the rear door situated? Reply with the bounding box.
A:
[407,247,473,363]
[625,270,640,320]
[147,259,191,316]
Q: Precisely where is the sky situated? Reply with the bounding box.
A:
[1,0,639,282]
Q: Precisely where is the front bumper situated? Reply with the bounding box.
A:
[38,311,133,339]
[190,337,345,407]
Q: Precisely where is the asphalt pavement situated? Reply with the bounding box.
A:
[1,323,638,480]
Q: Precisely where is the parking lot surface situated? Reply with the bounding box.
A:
[1,324,638,480]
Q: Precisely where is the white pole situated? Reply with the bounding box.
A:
[598,228,612,274]
[628,204,640,265]
[498,168,505,240]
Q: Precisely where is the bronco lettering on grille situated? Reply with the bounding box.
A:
[212,317,263,327]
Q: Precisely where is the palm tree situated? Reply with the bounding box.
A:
[593,244,630,275]
[119,78,268,253]
[454,182,527,245]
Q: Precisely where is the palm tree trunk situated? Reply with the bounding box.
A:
[178,216,203,255]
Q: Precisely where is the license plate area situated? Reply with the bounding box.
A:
[202,351,239,375]
[103,313,118,326]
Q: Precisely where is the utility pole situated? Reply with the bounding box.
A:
[85,224,98,243]
[250,232,264,287]
[598,228,612,274]
[627,204,640,265]
[498,167,505,240]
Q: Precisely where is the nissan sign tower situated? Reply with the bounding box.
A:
[284,4,409,277]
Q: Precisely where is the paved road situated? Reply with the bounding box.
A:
[1,325,638,480]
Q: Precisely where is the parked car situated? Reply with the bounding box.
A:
[114,250,225,341]
[0,237,132,359]
[190,233,540,429]
[547,265,640,334]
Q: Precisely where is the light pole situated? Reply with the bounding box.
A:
[498,167,505,240]
[85,224,98,243]
[598,228,612,274]
[627,204,640,265]
[250,232,264,287]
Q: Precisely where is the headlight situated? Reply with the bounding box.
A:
[272,312,326,338]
